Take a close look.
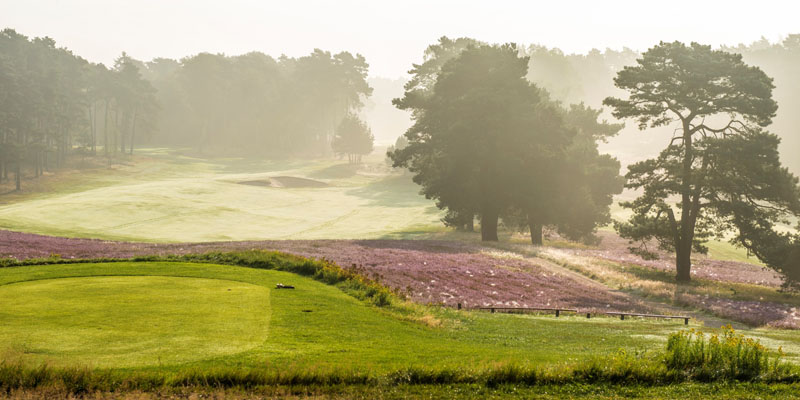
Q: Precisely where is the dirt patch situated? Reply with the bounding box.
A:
[238,176,328,188]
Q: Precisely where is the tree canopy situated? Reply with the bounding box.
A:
[506,103,624,245]
[391,40,622,243]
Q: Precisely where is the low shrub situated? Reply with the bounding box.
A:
[665,325,793,381]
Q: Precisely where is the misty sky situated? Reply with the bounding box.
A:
[1,0,798,78]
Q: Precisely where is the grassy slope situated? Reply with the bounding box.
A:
[0,150,440,242]
[0,261,728,371]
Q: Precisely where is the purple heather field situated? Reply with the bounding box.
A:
[1,229,796,328]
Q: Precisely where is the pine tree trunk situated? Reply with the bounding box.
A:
[676,119,696,283]
[14,160,20,191]
[528,215,543,245]
[120,116,126,154]
[676,240,692,282]
[103,100,109,156]
[129,110,137,155]
[480,206,499,241]
[90,102,97,155]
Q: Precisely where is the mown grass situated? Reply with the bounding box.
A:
[0,149,441,242]
[0,275,270,367]
[0,258,695,370]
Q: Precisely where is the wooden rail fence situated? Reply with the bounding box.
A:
[461,304,691,325]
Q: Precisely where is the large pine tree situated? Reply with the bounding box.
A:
[604,41,800,282]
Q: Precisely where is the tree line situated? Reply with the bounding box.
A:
[0,29,157,191]
[391,37,800,286]
[143,50,372,156]
[0,28,375,191]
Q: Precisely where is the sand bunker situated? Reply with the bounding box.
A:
[239,176,328,188]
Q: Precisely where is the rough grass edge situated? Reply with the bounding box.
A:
[2,349,799,396]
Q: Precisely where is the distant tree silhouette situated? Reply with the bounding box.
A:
[332,115,373,163]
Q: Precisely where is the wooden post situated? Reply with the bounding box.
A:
[555,310,560,317]
[457,303,462,310]
[491,308,495,313]
[620,314,625,321]
[684,318,689,325]
[586,313,591,319]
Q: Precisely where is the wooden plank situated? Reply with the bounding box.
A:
[606,312,690,319]
[474,307,690,324]
[476,307,578,312]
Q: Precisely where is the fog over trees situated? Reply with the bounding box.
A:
[367,36,800,174]
[147,50,372,156]
[0,29,374,191]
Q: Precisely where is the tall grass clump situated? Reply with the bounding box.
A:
[665,325,792,381]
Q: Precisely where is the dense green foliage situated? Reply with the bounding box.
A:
[604,41,800,282]
[392,43,560,241]
[390,38,623,243]
[504,103,624,244]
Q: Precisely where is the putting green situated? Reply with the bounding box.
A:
[0,275,270,367]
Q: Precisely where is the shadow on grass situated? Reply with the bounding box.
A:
[308,163,359,179]
[345,174,429,208]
